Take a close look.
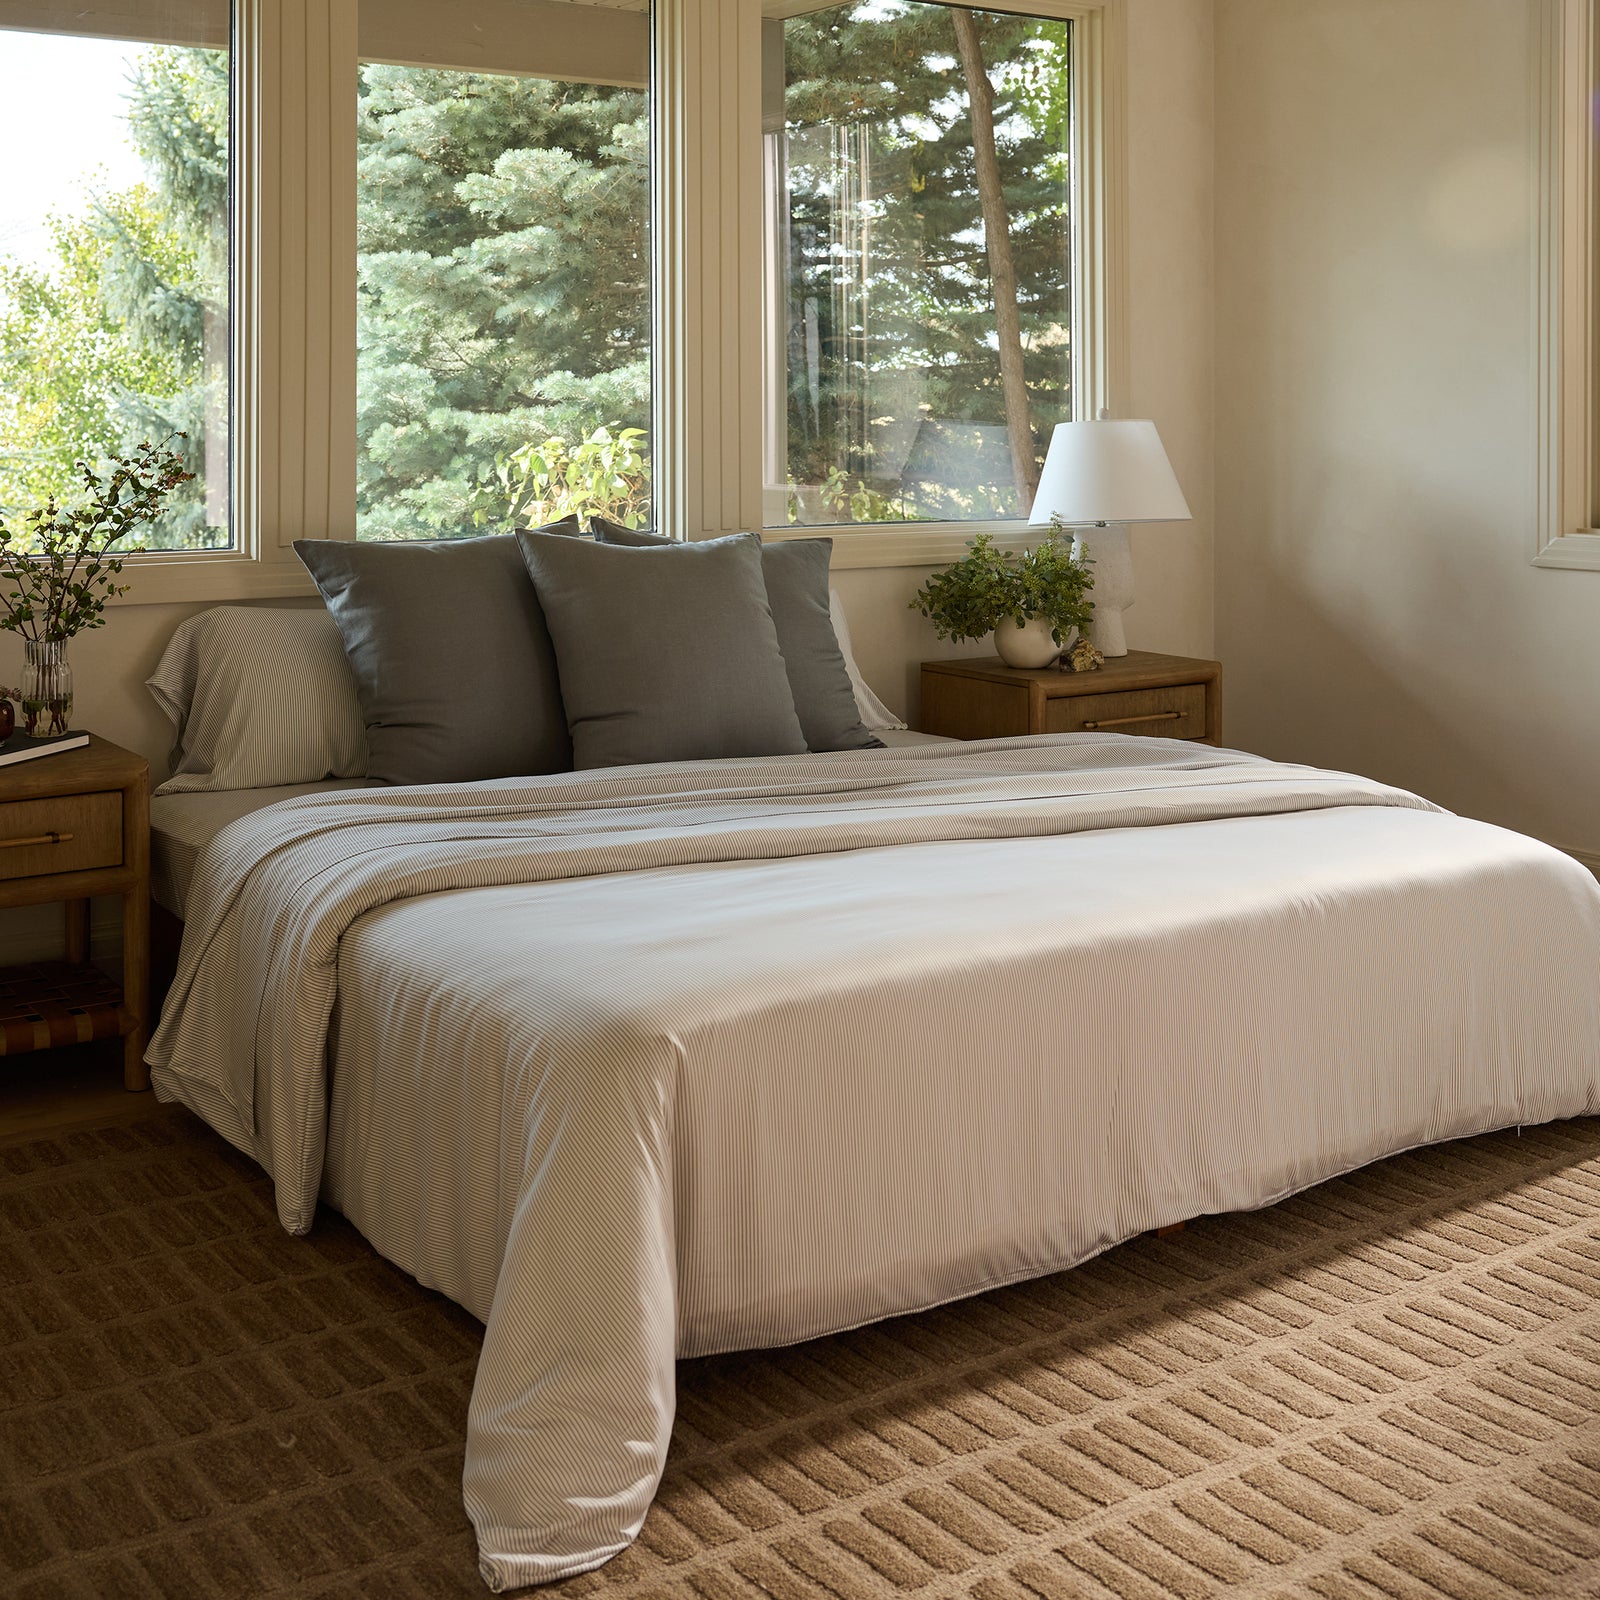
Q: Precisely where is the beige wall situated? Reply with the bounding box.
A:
[838,0,1217,721]
[1215,0,1600,858]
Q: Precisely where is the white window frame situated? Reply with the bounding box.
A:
[7,0,1120,603]
[1534,0,1600,569]
[655,0,1127,568]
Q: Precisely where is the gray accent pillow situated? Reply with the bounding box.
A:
[585,518,672,547]
[295,523,578,785]
[516,530,808,770]
[590,518,880,752]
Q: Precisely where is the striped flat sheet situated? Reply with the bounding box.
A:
[145,737,1600,1591]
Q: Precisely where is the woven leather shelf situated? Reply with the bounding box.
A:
[0,962,127,1056]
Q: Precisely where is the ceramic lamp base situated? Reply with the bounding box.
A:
[1072,524,1133,658]
[1089,606,1128,657]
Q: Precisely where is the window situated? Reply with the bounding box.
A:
[0,0,231,550]
[355,4,652,541]
[0,0,1112,599]
[763,1,1073,529]
[1536,0,1600,569]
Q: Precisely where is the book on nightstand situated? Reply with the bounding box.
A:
[0,730,90,768]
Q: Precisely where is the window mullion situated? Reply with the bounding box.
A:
[240,0,358,556]
[1071,1,1126,423]
[652,0,765,540]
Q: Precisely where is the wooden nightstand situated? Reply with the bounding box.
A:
[0,736,150,1091]
[920,650,1223,745]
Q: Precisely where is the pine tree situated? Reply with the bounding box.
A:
[0,50,651,545]
[0,11,1070,544]
[779,7,1072,519]
[355,67,650,538]
[115,44,230,547]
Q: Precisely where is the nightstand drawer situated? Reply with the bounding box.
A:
[920,652,1221,746]
[0,791,122,881]
[1046,682,1208,739]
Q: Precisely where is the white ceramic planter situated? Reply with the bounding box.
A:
[993,616,1069,669]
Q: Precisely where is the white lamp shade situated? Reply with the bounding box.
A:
[1027,418,1192,527]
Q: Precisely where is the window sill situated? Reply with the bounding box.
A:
[762,520,1045,570]
[103,551,317,608]
[111,524,1054,595]
[1532,531,1600,571]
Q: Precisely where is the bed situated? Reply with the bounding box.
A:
[146,729,954,916]
[145,730,1600,1593]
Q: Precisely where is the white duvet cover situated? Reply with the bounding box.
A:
[146,737,1600,1591]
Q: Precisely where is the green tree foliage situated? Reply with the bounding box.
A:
[356,67,650,539]
[0,48,652,547]
[473,425,650,532]
[1,8,1072,544]
[0,47,227,550]
[781,5,1072,520]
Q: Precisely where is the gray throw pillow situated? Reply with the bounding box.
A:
[516,530,808,770]
[590,518,880,752]
[295,523,578,785]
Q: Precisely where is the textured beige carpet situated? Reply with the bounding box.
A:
[4,1110,1600,1600]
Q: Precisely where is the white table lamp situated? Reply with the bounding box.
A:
[1027,414,1191,657]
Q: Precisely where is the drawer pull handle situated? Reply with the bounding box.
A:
[0,831,74,850]
[1082,711,1184,731]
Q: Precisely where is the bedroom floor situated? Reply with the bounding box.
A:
[4,1074,1600,1600]
[0,1044,159,1146]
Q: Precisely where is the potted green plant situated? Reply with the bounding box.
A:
[910,527,1096,670]
[0,439,191,735]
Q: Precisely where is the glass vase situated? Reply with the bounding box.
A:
[21,638,73,738]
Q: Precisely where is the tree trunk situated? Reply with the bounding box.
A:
[951,10,1037,508]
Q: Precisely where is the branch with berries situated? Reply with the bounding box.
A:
[0,437,193,642]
